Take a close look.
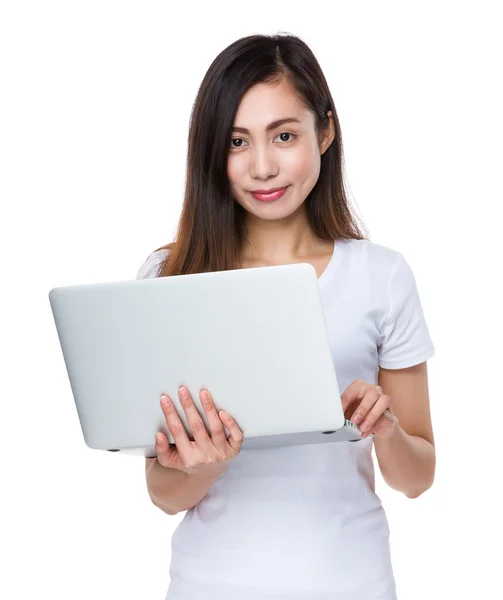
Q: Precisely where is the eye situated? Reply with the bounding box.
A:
[230,138,248,149]
[274,132,296,143]
[230,132,297,150]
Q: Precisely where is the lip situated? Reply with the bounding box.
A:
[250,186,288,194]
[250,185,290,202]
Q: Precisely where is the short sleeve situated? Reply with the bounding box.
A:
[136,249,169,280]
[377,252,435,369]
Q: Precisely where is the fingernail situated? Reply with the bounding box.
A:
[160,395,170,407]
[155,434,162,445]
[361,421,370,432]
[352,414,362,425]
[179,386,188,399]
[220,410,229,421]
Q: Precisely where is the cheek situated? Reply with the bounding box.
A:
[226,161,235,185]
[286,149,321,185]
[227,155,246,186]
[226,143,321,188]
[227,159,246,206]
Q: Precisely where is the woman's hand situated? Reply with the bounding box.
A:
[155,386,244,476]
[341,379,398,439]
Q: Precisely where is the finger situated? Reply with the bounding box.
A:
[361,411,395,438]
[160,393,194,457]
[178,386,213,450]
[350,386,382,425]
[362,413,386,436]
[200,389,227,448]
[154,431,178,467]
[218,409,244,452]
[199,388,244,452]
[340,379,366,413]
[359,395,391,433]
[154,431,170,454]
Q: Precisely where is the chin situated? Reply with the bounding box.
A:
[249,203,303,221]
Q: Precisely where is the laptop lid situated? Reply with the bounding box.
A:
[49,262,363,457]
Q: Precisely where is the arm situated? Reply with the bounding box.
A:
[374,361,436,499]
[145,456,228,515]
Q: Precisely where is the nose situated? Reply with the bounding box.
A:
[249,144,279,180]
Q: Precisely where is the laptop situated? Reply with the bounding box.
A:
[48,262,368,458]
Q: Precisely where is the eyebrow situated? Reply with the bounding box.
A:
[232,117,301,134]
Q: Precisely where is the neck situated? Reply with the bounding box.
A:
[242,206,324,262]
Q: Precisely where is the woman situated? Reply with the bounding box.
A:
[138,33,436,600]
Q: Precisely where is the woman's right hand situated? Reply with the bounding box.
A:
[155,386,244,476]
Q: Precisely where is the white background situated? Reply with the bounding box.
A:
[1,1,502,598]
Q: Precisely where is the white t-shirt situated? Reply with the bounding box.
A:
[137,238,435,600]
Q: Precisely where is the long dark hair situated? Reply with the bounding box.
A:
[153,33,368,277]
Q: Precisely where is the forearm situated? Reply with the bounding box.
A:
[146,458,227,515]
[373,424,436,498]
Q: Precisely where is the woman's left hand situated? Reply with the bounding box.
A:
[341,380,399,440]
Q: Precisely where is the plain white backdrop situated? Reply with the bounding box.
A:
[1,1,502,598]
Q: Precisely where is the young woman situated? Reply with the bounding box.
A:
[137,33,436,600]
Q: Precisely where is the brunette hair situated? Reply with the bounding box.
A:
[152,32,368,277]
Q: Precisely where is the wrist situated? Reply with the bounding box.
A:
[374,418,404,446]
[187,463,229,479]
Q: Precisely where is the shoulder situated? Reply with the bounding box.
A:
[136,246,171,279]
[340,239,417,304]
[342,238,403,274]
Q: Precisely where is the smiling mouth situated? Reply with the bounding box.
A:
[249,186,290,201]
[250,186,288,194]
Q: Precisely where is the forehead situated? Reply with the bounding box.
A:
[233,80,309,128]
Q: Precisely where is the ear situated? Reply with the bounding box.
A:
[319,110,335,155]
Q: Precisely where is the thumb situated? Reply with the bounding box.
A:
[155,433,178,468]
[340,391,354,412]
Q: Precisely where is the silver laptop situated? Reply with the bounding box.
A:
[48,262,366,458]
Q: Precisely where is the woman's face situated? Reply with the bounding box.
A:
[227,79,334,222]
